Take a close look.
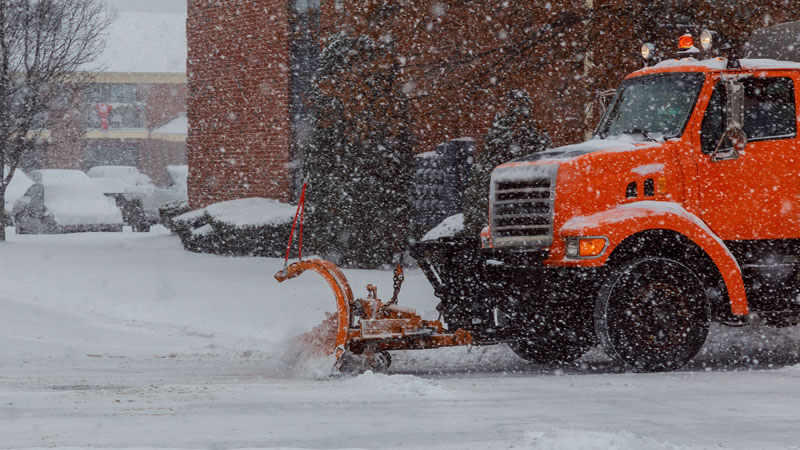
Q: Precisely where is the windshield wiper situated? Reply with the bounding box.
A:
[622,128,659,142]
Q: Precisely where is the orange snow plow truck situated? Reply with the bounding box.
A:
[411,24,800,372]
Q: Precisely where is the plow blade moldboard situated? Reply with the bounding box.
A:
[275,258,472,373]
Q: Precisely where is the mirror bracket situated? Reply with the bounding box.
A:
[710,80,747,163]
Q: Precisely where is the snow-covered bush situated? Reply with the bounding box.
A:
[462,90,551,238]
[304,33,415,268]
[171,198,297,257]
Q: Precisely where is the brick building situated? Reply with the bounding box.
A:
[187,0,798,208]
[41,8,188,187]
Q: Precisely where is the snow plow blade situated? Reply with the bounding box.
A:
[275,258,472,373]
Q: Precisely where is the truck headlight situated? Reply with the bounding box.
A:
[566,237,579,258]
[566,236,608,259]
[641,43,655,61]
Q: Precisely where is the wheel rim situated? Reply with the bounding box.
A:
[623,281,693,353]
[600,258,709,371]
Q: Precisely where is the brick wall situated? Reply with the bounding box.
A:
[140,139,188,186]
[146,83,188,129]
[320,0,799,150]
[187,0,292,209]
[320,0,590,150]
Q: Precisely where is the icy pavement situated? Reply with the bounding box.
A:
[2,230,800,449]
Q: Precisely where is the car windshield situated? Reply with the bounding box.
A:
[596,72,706,141]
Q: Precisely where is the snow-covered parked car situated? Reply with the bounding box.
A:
[87,165,188,231]
[87,165,157,231]
[13,169,124,234]
[90,176,151,232]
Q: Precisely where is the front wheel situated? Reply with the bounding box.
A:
[595,257,710,372]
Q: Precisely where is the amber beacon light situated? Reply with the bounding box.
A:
[678,34,694,50]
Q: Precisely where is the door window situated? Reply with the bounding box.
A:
[701,76,797,153]
[743,77,796,141]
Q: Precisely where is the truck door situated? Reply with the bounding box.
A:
[693,72,800,240]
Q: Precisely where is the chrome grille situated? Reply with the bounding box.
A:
[490,165,557,247]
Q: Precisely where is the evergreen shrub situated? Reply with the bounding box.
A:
[462,90,551,238]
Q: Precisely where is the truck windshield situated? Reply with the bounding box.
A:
[596,72,705,141]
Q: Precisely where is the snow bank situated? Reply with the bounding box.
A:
[202,198,296,228]
[422,213,464,241]
[35,169,123,226]
[523,429,689,450]
[3,166,33,213]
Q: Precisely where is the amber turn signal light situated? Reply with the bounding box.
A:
[579,238,607,257]
[678,34,694,50]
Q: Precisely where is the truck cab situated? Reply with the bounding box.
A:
[413,27,800,372]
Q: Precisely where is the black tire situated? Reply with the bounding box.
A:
[595,257,710,372]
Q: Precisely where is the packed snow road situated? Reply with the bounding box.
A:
[2,230,800,449]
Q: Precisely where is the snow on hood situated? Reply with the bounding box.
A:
[422,213,464,241]
[508,137,659,165]
[35,170,123,226]
[204,198,296,228]
[4,166,34,214]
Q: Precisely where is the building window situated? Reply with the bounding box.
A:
[82,83,146,130]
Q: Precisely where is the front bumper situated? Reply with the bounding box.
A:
[411,237,602,343]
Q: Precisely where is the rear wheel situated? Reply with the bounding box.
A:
[595,257,710,372]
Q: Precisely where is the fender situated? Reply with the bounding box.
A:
[555,201,748,316]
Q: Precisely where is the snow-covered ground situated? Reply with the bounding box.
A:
[2,230,800,449]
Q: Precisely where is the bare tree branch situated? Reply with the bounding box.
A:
[0,0,111,239]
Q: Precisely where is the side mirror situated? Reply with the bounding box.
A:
[710,80,747,162]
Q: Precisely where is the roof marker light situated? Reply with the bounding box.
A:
[678,34,694,50]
